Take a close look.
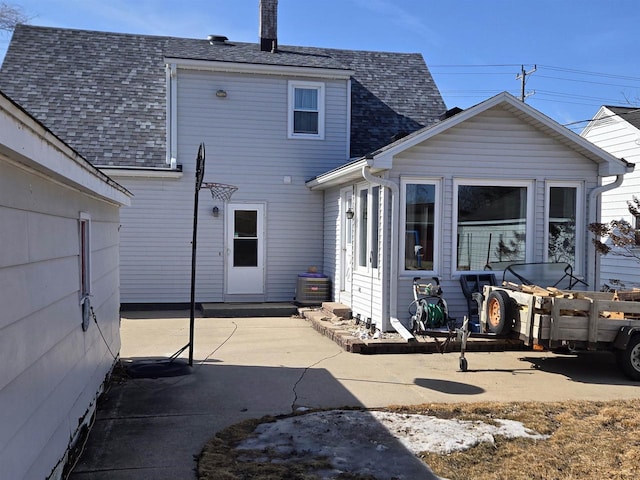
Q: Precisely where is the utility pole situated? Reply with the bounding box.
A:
[516,64,537,102]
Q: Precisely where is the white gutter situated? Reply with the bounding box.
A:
[362,162,416,342]
[587,174,625,288]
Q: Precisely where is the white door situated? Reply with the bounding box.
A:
[340,188,353,298]
[226,203,265,295]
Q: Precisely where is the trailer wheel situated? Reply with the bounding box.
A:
[616,334,640,381]
[486,290,515,335]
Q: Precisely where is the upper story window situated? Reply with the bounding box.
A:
[288,80,325,139]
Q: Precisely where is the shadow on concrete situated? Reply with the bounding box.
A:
[414,378,485,395]
[519,351,635,385]
[69,361,437,479]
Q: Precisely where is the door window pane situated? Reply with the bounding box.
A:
[234,210,257,237]
[548,186,577,265]
[457,185,527,270]
[405,183,435,270]
[234,239,258,267]
[234,210,258,267]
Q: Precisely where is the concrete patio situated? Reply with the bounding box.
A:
[68,310,640,479]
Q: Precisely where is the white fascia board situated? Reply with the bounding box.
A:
[166,57,354,80]
[307,160,389,190]
[0,95,131,206]
[306,160,367,190]
[580,105,612,137]
[101,168,183,179]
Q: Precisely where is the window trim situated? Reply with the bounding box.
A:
[452,178,534,275]
[287,80,325,140]
[354,183,382,274]
[400,177,442,276]
[544,180,585,271]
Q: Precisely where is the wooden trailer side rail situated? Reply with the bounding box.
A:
[482,286,640,349]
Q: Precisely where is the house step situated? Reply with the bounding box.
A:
[321,302,352,319]
[200,302,298,318]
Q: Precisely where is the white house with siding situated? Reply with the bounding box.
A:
[581,106,640,289]
[0,90,131,479]
[308,93,633,334]
[0,2,445,307]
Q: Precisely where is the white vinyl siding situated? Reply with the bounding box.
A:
[0,154,122,479]
[581,108,640,289]
[388,106,599,323]
[117,68,349,303]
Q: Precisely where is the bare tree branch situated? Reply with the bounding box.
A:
[0,2,30,32]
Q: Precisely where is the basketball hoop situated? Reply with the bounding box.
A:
[201,182,238,202]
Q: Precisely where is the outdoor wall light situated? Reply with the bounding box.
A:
[215,89,227,98]
[212,206,219,217]
[346,207,354,220]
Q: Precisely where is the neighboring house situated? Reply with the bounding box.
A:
[0,2,445,305]
[307,92,633,333]
[0,91,130,478]
[581,106,640,289]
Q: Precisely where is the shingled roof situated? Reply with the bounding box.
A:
[0,25,445,168]
[604,106,640,131]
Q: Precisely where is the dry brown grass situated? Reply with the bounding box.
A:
[198,399,640,480]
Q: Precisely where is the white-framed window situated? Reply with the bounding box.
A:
[288,80,325,139]
[453,179,534,273]
[355,184,381,272]
[544,181,584,270]
[400,178,441,274]
[79,212,92,299]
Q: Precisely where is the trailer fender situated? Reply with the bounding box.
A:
[613,326,640,350]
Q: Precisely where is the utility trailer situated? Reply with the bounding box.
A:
[480,285,640,380]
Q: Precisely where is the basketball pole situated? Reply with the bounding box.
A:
[189,143,206,367]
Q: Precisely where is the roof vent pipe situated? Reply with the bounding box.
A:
[259,0,278,52]
[208,34,228,45]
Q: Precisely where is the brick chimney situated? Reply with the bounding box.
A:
[259,0,278,52]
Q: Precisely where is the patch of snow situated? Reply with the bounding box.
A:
[235,409,548,479]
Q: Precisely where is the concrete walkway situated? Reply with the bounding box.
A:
[69,311,640,479]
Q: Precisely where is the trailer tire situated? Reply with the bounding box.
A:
[486,290,516,335]
[616,334,640,381]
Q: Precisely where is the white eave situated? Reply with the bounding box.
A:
[308,92,634,190]
[165,57,355,80]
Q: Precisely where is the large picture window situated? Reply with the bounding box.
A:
[401,179,440,272]
[455,182,531,271]
[288,81,325,139]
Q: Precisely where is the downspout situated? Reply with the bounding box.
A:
[362,162,416,341]
[587,174,625,288]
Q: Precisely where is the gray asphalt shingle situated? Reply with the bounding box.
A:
[0,25,445,168]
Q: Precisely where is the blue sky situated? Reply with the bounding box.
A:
[2,0,639,132]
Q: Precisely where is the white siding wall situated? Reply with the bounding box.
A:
[0,159,121,479]
[116,69,350,303]
[329,107,602,328]
[323,186,341,300]
[582,112,640,288]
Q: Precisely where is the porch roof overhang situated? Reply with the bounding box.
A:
[307,92,634,190]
